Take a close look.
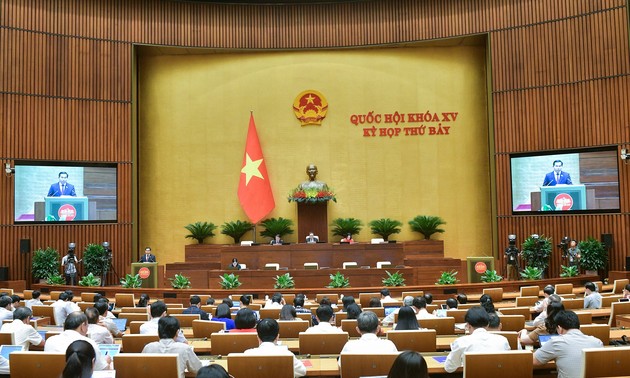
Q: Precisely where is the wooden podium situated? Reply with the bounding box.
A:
[297,202,329,243]
[131,262,158,288]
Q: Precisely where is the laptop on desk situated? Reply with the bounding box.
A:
[112,317,127,332]
[0,345,25,360]
[99,344,121,357]
[538,334,560,347]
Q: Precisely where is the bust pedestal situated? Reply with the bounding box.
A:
[297,202,328,243]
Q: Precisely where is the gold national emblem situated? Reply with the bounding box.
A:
[292,90,328,126]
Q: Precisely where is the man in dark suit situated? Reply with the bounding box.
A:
[139,247,157,263]
[542,160,573,186]
[47,171,77,196]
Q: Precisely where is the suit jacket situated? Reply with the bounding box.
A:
[47,183,76,197]
[139,254,156,263]
[542,171,572,186]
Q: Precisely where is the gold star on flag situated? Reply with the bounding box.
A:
[241,153,264,185]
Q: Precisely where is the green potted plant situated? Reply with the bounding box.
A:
[480,270,503,283]
[436,270,458,285]
[520,234,552,277]
[382,271,406,287]
[82,243,110,277]
[327,271,350,288]
[169,273,191,289]
[408,215,446,240]
[219,273,242,289]
[368,218,402,242]
[259,217,294,240]
[221,220,254,244]
[579,237,608,275]
[520,266,543,280]
[120,273,143,288]
[46,273,65,285]
[330,218,363,240]
[78,273,101,287]
[32,247,60,282]
[184,221,217,244]
[559,265,579,278]
[274,273,295,289]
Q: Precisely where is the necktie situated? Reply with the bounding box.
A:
[556,174,559,183]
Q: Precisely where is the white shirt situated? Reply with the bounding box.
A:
[140,317,187,343]
[88,323,114,345]
[244,341,306,377]
[99,316,121,337]
[24,298,43,309]
[142,339,202,378]
[44,329,109,370]
[304,322,344,334]
[265,302,283,309]
[444,328,511,373]
[339,333,398,366]
[381,296,397,303]
[0,356,8,375]
[416,308,437,319]
[0,319,43,349]
[51,300,80,326]
[0,308,13,322]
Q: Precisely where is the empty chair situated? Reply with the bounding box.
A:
[361,307,385,317]
[121,334,159,353]
[259,308,281,319]
[298,332,349,355]
[582,346,630,378]
[0,332,14,345]
[612,279,629,295]
[580,324,610,345]
[227,354,294,378]
[482,288,503,303]
[573,311,593,325]
[115,293,136,308]
[31,305,55,320]
[49,291,64,300]
[77,302,92,311]
[277,320,309,338]
[10,352,65,378]
[80,292,98,302]
[128,320,146,334]
[113,353,179,378]
[498,315,525,332]
[601,295,623,308]
[334,311,348,327]
[171,313,199,327]
[554,283,573,295]
[418,317,456,335]
[560,298,583,310]
[118,312,150,322]
[192,319,226,338]
[515,296,538,307]
[464,350,533,378]
[446,309,467,323]
[339,353,400,378]
[210,332,259,355]
[499,307,531,321]
[608,301,630,327]
[386,329,437,352]
[519,286,540,297]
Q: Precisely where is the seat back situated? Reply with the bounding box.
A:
[554,283,573,295]
[80,292,98,302]
[446,309,468,323]
[386,329,437,352]
[559,293,576,299]
[358,292,380,308]
[22,289,33,299]
[227,354,294,378]
[295,312,312,325]
[340,319,360,337]
[580,324,610,345]
[121,334,159,353]
[259,308,281,320]
[612,279,629,295]
[601,295,623,308]
[515,296,538,307]
[339,353,400,378]
[118,312,150,322]
[31,305,55,319]
[464,350,533,378]
[334,311,348,327]
[165,307,185,314]
[482,288,503,303]
[519,286,539,297]
[499,306,531,321]
[361,307,385,317]
[561,298,584,310]
[418,317,456,335]
[582,346,630,378]
[192,319,225,338]
[401,290,424,299]
[171,313,199,327]
[316,293,339,304]
[574,311,593,325]
[210,332,259,355]
[277,320,309,338]
[115,293,136,308]
[10,352,65,378]
[128,320,146,334]
[489,331,519,350]
[608,301,630,327]
[165,303,183,308]
[49,291,63,300]
[120,306,149,313]
[498,315,525,332]
[113,353,179,378]
[0,331,14,345]
[298,332,349,355]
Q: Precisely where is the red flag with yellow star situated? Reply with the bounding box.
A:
[238,114,275,223]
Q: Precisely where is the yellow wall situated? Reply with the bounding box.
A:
[138,44,491,264]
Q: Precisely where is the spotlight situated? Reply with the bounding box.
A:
[4,163,14,177]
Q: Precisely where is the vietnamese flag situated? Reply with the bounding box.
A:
[238,114,275,223]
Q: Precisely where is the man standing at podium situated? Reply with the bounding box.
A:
[47,171,77,197]
[542,160,573,186]
[139,247,157,263]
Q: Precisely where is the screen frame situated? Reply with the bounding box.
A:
[13,160,118,224]
[509,145,621,215]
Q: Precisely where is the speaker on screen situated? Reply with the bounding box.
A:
[19,239,31,254]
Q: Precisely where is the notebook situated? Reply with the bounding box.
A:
[112,317,127,332]
[99,344,121,357]
[0,345,25,360]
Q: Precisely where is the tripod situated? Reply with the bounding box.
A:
[100,250,120,286]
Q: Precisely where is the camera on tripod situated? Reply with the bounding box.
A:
[557,236,570,258]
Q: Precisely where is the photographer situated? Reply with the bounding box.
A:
[61,243,81,286]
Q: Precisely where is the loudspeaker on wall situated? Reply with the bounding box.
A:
[626,256,630,272]
[600,234,613,249]
[19,239,31,254]
[0,267,8,281]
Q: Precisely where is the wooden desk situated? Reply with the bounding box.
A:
[616,314,630,328]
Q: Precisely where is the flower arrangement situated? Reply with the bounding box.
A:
[288,186,337,203]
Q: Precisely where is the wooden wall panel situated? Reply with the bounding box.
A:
[1,0,629,283]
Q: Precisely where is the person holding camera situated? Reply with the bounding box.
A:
[62,244,81,285]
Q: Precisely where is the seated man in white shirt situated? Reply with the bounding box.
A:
[304,305,344,333]
[414,296,437,319]
[142,316,202,378]
[443,306,511,373]
[94,301,122,338]
[0,296,14,322]
[305,232,319,243]
[140,300,187,343]
[44,311,111,371]
[85,307,113,345]
[24,290,44,309]
[380,288,397,303]
[51,292,80,326]
[244,318,306,377]
[583,281,602,309]
[339,311,398,366]
[0,307,45,350]
[265,293,285,309]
